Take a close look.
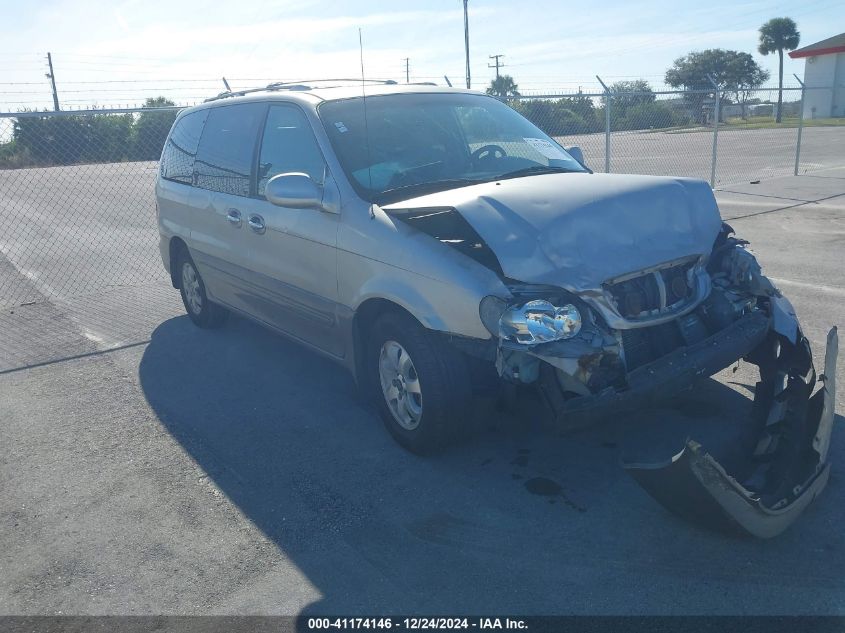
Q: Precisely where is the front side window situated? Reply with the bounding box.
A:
[257,105,326,197]
[194,103,265,197]
[318,92,586,204]
[160,109,207,184]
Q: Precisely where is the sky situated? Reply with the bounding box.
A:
[0,0,842,110]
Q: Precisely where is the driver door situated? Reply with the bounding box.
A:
[240,104,343,357]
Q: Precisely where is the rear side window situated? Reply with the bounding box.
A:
[160,110,207,184]
[257,105,325,196]
[194,103,265,197]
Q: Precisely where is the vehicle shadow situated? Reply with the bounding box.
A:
[139,315,845,614]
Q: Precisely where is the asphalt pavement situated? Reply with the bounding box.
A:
[0,166,844,615]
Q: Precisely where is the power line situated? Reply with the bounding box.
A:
[0,79,226,85]
[53,52,188,62]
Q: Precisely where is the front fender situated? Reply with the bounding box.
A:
[353,274,491,340]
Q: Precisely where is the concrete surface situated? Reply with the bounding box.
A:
[0,161,163,308]
[0,166,844,615]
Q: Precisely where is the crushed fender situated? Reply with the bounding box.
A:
[623,326,838,538]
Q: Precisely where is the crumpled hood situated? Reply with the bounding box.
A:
[382,173,723,291]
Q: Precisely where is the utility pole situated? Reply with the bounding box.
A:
[488,54,504,79]
[46,52,60,111]
[402,58,410,84]
[463,0,471,89]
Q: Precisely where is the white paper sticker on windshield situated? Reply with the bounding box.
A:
[523,137,567,160]
[334,121,348,133]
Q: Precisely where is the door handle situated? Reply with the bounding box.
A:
[226,208,242,227]
[248,214,266,234]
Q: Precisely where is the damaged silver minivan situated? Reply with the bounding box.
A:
[157,82,837,536]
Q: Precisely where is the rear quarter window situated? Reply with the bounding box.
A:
[193,103,265,197]
[160,109,208,184]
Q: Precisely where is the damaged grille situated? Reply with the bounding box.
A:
[605,260,696,319]
[621,322,685,370]
[621,311,711,370]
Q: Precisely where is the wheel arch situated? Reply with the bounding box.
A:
[168,236,189,288]
[351,297,424,392]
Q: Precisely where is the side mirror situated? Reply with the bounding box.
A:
[265,173,322,209]
[566,146,587,168]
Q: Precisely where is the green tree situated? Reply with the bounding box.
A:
[132,96,178,160]
[620,102,674,130]
[14,113,132,166]
[726,54,770,118]
[609,79,656,113]
[511,100,593,136]
[557,92,599,129]
[758,17,800,122]
[665,49,770,116]
[486,74,520,98]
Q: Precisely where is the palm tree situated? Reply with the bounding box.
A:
[758,17,800,123]
[486,75,520,98]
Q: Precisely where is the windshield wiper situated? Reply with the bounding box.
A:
[494,165,582,180]
[373,179,481,205]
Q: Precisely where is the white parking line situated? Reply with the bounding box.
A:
[716,199,800,207]
[717,199,845,210]
[770,277,845,297]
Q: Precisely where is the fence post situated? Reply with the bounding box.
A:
[596,75,610,173]
[707,75,720,188]
[793,74,805,176]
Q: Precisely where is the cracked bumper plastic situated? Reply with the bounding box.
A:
[624,326,838,538]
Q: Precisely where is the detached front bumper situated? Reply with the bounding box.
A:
[624,326,838,538]
[540,310,771,424]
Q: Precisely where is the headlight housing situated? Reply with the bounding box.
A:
[480,296,582,344]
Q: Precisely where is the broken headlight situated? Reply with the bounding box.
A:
[486,298,582,344]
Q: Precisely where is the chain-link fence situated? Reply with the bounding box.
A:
[0,86,843,316]
[507,85,844,185]
[0,106,179,310]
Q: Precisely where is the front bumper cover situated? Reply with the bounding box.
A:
[624,326,838,538]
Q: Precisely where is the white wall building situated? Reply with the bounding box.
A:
[790,32,845,119]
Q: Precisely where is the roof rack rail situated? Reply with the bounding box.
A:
[265,78,398,89]
[204,78,399,102]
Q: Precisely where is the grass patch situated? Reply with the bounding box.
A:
[723,116,845,129]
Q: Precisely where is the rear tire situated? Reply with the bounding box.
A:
[175,249,228,329]
[368,311,472,454]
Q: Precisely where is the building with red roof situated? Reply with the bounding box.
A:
[790,32,845,118]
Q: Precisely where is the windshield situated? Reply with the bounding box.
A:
[318,92,587,204]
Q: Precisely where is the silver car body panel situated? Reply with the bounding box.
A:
[383,172,723,329]
[336,197,510,340]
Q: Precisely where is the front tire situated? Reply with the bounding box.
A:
[368,311,471,454]
[176,250,228,329]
